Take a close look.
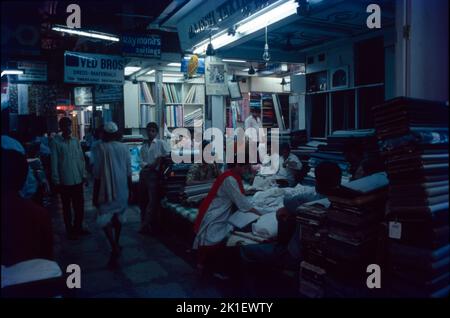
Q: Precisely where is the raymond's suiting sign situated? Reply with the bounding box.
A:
[64,51,124,85]
[122,34,161,58]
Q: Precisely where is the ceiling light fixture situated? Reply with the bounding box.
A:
[1,70,24,77]
[124,66,141,76]
[192,0,298,55]
[163,73,184,77]
[237,0,298,35]
[167,62,181,67]
[146,70,155,75]
[51,25,120,42]
[222,59,247,63]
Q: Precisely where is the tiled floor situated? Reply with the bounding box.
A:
[51,183,234,298]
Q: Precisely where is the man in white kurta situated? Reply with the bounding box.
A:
[92,125,131,227]
[277,152,303,187]
[193,176,253,249]
[244,106,263,143]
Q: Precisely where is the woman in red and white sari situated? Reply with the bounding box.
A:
[193,157,262,275]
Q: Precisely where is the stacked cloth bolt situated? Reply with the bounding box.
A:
[324,172,389,297]
[373,97,449,298]
[308,129,383,185]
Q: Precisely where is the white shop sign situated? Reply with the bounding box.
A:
[64,51,124,85]
[17,61,47,82]
[94,85,123,103]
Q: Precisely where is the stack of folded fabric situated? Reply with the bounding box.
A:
[324,172,389,294]
[181,181,214,207]
[290,129,308,147]
[163,163,192,203]
[308,129,381,185]
[297,199,329,297]
[373,97,449,298]
[295,139,327,186]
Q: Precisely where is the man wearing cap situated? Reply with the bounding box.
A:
[50,117,88,240]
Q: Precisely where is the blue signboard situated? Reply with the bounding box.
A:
[122,34,161,58]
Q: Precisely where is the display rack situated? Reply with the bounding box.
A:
[137,81,205,129]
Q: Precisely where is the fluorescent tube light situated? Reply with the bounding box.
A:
[237,0,298,35]
[124,66,141,76]
[167,62,181,67]
[146,70,155,75]
[52,25,120,42]
[193,33,235,55]
[192,0,298,54]
[163,73,184,77]
[242,68,249,72]
[222,59,247,63]
[1,70,24,77]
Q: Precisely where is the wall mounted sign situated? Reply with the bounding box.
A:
[176,0,278,52]
[74,86,93,106]
[122,34,161,58]
[64,51,124,85]
[188,0,276,40]
[16,61,48,82]
[205,59,228,96]
[94,85,123,103]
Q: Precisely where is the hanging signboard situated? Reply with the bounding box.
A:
[64,51,124,85]
[94,85,123,103]
[205,59,229,96]
[16,61,47,82]
[175,0,277,52]
[74,86,93,106]
[122,34,161,58]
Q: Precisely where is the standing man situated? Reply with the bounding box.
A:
[138,122,170,235]
[244,105,267,167]
[244,105,263,143]
[51,117,89,240]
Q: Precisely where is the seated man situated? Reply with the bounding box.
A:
[275,143,303,187]
[344,143,384,181]
[239,162,342,296]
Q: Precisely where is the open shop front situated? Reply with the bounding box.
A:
[146,0,449,298]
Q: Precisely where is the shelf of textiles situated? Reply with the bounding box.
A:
[372,97,449,298]
[165,105,184,128]
[261,93,275,128]
[226,96,250,129]
[139,82,156,128]
[298,172,389,298]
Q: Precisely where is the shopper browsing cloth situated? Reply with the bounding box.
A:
[193,149,262,273]
[138,122,170,234]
